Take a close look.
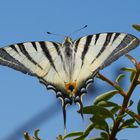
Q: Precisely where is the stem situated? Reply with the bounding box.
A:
[24,132,31,140]
[97,73,126,97]
[125,108,140,122]
[73,123,95,140]
[109,63,140,140]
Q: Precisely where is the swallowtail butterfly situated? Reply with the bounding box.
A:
[0,32,139,128]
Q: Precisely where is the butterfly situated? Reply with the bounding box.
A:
[0,32,139,128]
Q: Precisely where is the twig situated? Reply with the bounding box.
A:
[97,73,126,97]
[73,123,95,140]
[109,63,140,140]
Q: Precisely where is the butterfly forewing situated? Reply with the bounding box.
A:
[0,41,61,77]
[74,33,139,73]
[100,33,140,69]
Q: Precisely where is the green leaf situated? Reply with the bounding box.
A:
[24,132,35,140]
[119,119,135,130]
[120,124,138,130]
[128,125,139,128]
[132,24,140,32]
[24,129,41,140]
[90,116,109,132]
[56,135,63,140]
[100,132,109,139]
[73,124,95,140]
[96,101,119,108]
[110,106,120,115]
[128,100,134,107]
[84,123,95,135]
[63,132,83,139]
[73,137,84,140]
[94,90,118,105]
[125,54,137,66]
[34,129,41,140]
[116,74,125,83]
[121,67,136,73]
[115,84,123,92]
[125,109,140,125]
[82,105,114,120]
[91,138,105,140]
[137,100,140,115]
[116,114,127,121]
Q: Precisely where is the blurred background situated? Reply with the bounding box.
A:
[0,0,140,139]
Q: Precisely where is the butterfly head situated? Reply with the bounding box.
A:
[63,37,73,47]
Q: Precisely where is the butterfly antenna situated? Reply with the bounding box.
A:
[47,32,66,37]
[68,25,88,37]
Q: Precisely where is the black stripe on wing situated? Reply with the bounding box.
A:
[74,38,80,53]
[81,35,92,65]
[94,34,100,45]
[52,42,64,62]
[39,42,57,71]
[52,42,60,55]
[100,34,140,69]
[10,45,19,54]
[112,33,120,43]
[31,42,38,51]
[0,48,33,75]
[52,42,67,72]
[91,33,113,64]
[17,43,43,69]
[103,33,113,46]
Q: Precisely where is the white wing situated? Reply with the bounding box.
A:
[0,41,67,91]
[73,33,140,89]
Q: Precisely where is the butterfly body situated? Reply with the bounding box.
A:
[63,37,75,82]
[0,32,139,128]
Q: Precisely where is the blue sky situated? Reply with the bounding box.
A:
[0,0,140,140]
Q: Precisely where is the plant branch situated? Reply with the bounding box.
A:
[73,123,95,140]
[97,73,126,97]
[125,108,140,122]
[109,62,140,140]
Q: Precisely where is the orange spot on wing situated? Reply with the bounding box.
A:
[65,82,77,96]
